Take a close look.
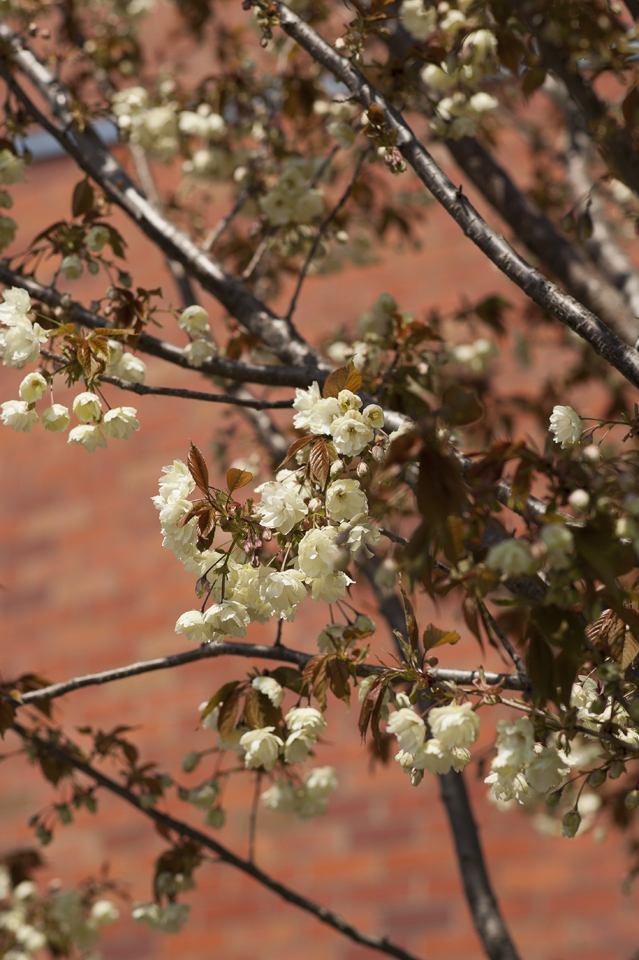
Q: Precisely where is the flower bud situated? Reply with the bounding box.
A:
[609,759,625,779]
[372,444,386,462]
[587,769,606,788]
[546,790,562,808]
[597,661,622,682]
[589,695,607,715]
[182,752,200,773]
[261,528,272,542]
[205,806,226,828]
[625,789,639,810]
[410,768,423,787]
[356,461,370,479]
[330,460,345,478]
[308,497,322,512]
[562,810,581,839]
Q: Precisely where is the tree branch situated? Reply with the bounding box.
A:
[274,2,639,393]
[10,642,526,711]
[362,561,523,960]
[0,27,327,374]
[0,262,317,389]
[100,374,294,409]
[10,722,424,960]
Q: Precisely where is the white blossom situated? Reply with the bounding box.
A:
[428,702,479,749]
[297,766,338,818]
[183,338,217,367]
[0,400,38,433]
[310,571,352,603]
[133,901,190,933]
[526,747,570,794]
[240,726,284,770]
[541,523,574,569]
[157,459,195,501]
[255,480,308,534]
[60,255,83,279]
[420,63,456,92]
[252,675,284,707]
[0,298,48,368]
[469,92,499,114]
[395,749,415,774]
[298,526,340,578]
[284,730,315,763]
[111,352,147,383]
[327,120,355,149]
[399,0,437,39]
[91,900,119,926]
[73,392,102,423]
[326,479,368,522]
[18,371,46,402]
[387,707,426,754]
[101,406,140,439]
[330,410,375,456]
[292,381,322,431]
[285,706,327,739]
[549,405,583,447]
[485,769,529,803]
[486,538,537,577]
[342,521,380,561]
[203,600,250,639]
[462,29,498,61]
[362,403,384,429]
[261,779,299,812]
[179,304,210,336]
[86,225,110,252]
[413,739,455,774]
[259,569,307,619]
[175,610,211,643]
[67,424,107,452]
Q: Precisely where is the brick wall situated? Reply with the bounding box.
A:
[1,149,637,960]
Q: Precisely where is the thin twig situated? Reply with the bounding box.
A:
[286,147,370,323]
[242,233,273,281]
[249,771,262,863]
[6,644,527,712]
[478,598,529,684]
[10,722,424,960]
[202,186,252,253]
[100,374,293,409]
[274,620,284,647]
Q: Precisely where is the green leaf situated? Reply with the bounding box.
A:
[72,178,94,218]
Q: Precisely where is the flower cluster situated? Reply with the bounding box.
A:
[262,766,339,819]
[0,868,119,960]
[260,158,324,227]
[388,699,479,782]
[484,717,569,803]
[162,376,384,644]
[132,901,190,933]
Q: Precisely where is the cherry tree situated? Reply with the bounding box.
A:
[2,1,639,959]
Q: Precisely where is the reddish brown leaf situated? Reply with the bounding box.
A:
[188,441,209,494]
[279,435,315,469]
[328,659,352,707]
[309,438,330,487]
[176,499,209,528]
[200,681,240,722]
[400,582,419,652]
[217,688,241,740]
[322,361,362,399]
[226,468,253,494]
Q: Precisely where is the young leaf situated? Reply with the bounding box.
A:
[217,688,241,740]
[422,624,460,652]
[226,468,253,494]
[399,581,419,652]
[278,435,315,470]
[322,361,362,399]
[188,441,209,494]
[309,438,330,487]
[72,178,94,217]
[200,681,240,722]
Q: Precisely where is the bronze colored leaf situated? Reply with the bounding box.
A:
[200,681,240,722]
[217,688,241,740]
[226,468,253,493]
[358,675,386,745]
[328,658,352,707]
[279,435,315,470]
[303,655,330,712]
[322,361,362,399]
[176,499,208,528]
[243,688,266,730]
[440,385,483,427]
[0,699,16,737]
[400,581,419,652]
[309,438,330,487]
[587,609,639,670]
[72,177,94,217]
[52,323,75,337]
[422,624,460,652]
[188,441,209,494]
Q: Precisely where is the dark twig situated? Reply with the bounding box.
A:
[477,598,529,684]
[9,643,526,712]
[249,771,262,863]
[274,3,639,394]
[202,186,252,253]
[0,262,316,389]
[286,147,371,323]
[10,722,424,960]
[100,374,294,409]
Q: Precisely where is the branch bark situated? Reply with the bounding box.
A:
[274,2,639,393]
[10,722,424,960]
[9,642,526,710]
